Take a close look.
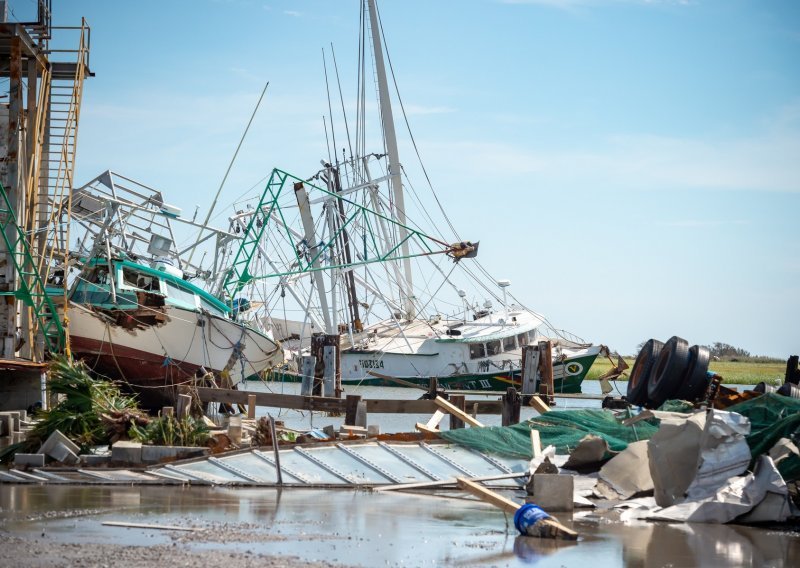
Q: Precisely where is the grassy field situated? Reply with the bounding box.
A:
[586,357,787,386]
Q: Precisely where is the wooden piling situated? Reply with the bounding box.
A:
[521,344,540,404]
[449,395,466,429]
[300,355,316,396]
[538,340,554,405]
[175,394,192,418]
[344,394,362,426]
[501,387,521,426]
[247,394,257,419]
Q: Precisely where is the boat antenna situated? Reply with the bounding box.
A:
[187,81,269,264]
[322,49,338,166]
[331,42,355,177]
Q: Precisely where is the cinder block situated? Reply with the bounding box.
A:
[14,453,45,467]
[111,441,143,464]
[141,445,208,464]
[530,474,575,512]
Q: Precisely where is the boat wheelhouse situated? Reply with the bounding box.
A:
[68,256,281,407]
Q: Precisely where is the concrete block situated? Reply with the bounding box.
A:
[14,453,45,467]
[49,442,80,465]
[0,411,20,432]
[367,424,381,437]
[530,474,575,512]
[0,413,12,436]
[141,445,208,464]
[111,441,143,464]
[80,454,112,466]
[39,429,80,457]
[11,431,27,445]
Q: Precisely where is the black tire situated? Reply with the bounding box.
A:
[674,345,710,402]
[627,339,664,406]
[648,336,690,407]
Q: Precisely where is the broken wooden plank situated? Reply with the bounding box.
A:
[374,471,526,492]
[457,478,579,540]
[101,521,202,532]
[434,396,484,428]
[529,395,550,414]
[531,429,542,458]
[456,477,520,514]
[414,422,441,434]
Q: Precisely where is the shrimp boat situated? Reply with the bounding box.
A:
[59,171,282,407]
[222,0,603,394]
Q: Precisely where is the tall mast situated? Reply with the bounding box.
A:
[366,0,415,320]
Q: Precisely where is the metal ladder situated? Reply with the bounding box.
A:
[0,181,64,352]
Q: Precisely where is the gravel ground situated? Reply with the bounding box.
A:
[0,531,354,568]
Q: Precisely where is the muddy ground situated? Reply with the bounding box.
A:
[2,484,799,567]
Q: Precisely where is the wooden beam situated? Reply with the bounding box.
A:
[374,471,526,492]
[434,396,484,428]
[414,422,441,434]
[186,386,505,415]
[101,521,202,532]
[531,429,542,458]
[456,477,521,514]
[529,395,550,414]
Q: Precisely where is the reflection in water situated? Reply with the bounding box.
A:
[1,485,798,567]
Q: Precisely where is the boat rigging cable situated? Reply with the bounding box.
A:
[187,81,270,266]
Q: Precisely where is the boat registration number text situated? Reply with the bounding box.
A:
[359,359,384,369]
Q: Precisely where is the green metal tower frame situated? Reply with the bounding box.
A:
[0,181,65,353]
[221,168,453,303]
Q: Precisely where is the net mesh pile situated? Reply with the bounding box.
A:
[728,393,800,481]
[440,394,800,482]
[439,408,660,459]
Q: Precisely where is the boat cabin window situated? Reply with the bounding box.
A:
[469,343,486,359]
[70,266,115,306]
[503,335,516,352]
[486,340,501,356]
[518,333,528,347]
[200,298,226,317]
[121,267,161,292]
[165,281,198,310]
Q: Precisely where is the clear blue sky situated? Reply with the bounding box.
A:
[38,0,800,358]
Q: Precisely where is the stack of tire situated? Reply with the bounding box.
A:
[626,336,711,408]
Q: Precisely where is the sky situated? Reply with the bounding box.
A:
[21,0,799,357]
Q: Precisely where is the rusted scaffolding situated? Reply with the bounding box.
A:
[0,0,91,361]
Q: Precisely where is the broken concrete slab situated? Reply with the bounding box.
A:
[112,441,143,464]
[595,440,653,500]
